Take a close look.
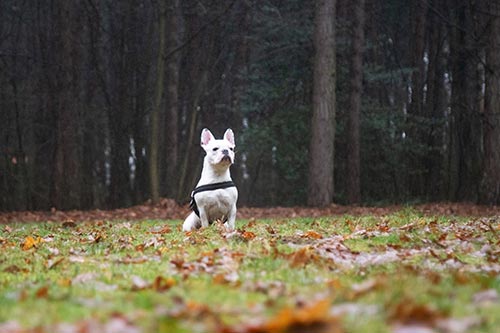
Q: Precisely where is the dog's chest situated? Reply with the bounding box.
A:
[195,188,237,219]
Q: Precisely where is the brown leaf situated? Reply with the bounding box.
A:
[241,231,256,240]
[3,265,29,274]
[118,255,149,264]
[21,236,43,251]
[289,247,317,268]
[246,219,258,228]
[388,299,446,326]
[226,299,341,333]
[302,230,323,240]
[265,225,276,234]
[58,278,72,287]
[62,220,77,228]
[46,257,64,270]
[153,276,176,292]
[35,286,49,299]
[150,225,172,234]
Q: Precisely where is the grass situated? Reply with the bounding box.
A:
[0,210,499,332]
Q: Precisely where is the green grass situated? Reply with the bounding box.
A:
[0,211,499,332]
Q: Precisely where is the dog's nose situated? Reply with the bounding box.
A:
[222,149,229,155]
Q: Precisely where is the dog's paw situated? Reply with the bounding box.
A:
[183,213,200,231]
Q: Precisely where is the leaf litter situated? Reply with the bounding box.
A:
[0,208,499,332]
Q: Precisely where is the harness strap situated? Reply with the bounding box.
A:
[189,181,236,217]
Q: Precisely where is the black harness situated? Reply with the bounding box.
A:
[189,181,236,217]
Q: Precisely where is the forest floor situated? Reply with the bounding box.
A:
[1,199,500,224]
[0,202,499,333]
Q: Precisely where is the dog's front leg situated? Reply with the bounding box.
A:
[199,208,210,228]
[225,204,237,231]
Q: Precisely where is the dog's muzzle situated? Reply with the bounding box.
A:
[221,155,232,163]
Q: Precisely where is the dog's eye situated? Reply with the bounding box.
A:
[212,147,219,151]
[229,147,234,151]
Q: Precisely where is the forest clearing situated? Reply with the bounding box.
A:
[1,205,499,332]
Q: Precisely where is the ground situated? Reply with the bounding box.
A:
[2,200,500,224]
[0,202,499,333]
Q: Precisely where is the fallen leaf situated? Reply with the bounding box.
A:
[150,225,172,234]
[241,231,256,240]
[153,276,176,292]
[58,278,72,287]
[3,265,29,274]
[46,257,64,269]
[289,247,317,268]
[22,236,43,251]
[225,299,341,333]
[302,230,323,240]
[35,286,49,299]
[388,299,446,326]
[62,220,77,228]
[265,225,276,234]
[117,255,149,264]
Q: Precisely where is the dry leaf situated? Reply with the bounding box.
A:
[35,286,49,299]
[388,299,446,326]
[289,247,317,267]
[58,278,72,287]
[241,231,256,240]
[3,265,29,274]
[62,220,77,228]
[150,225,172,234]
[24,236,40,249]
[303,230,323,239]
[46,257,64,269]
[227,299,341,333]
[22,236,43,251]
[153,276,176,292]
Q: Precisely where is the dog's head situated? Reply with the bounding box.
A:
[201,128,236,167]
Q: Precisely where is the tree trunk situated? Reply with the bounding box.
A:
[423,0,447,200]
[150,0,167,204]
[346,0,365,204]
[52,2,82,210]
[163,0,181,198]
[480,2,500,204]
[407,0,427,198]
[308,0,336,207]
[448,1,482,201]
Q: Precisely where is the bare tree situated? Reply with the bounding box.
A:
[150,0,167,204]
[346,0,365,204]
[52,2,83,209]
[480,2,500,204]
[308,0,337,206]
[163,0,182,198]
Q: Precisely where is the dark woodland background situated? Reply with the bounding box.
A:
[1,0,500,212]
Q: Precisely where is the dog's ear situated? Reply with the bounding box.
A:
[223,128,235,145]
[201,128,215,146]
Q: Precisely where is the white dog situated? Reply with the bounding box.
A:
[182,128,238,231]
